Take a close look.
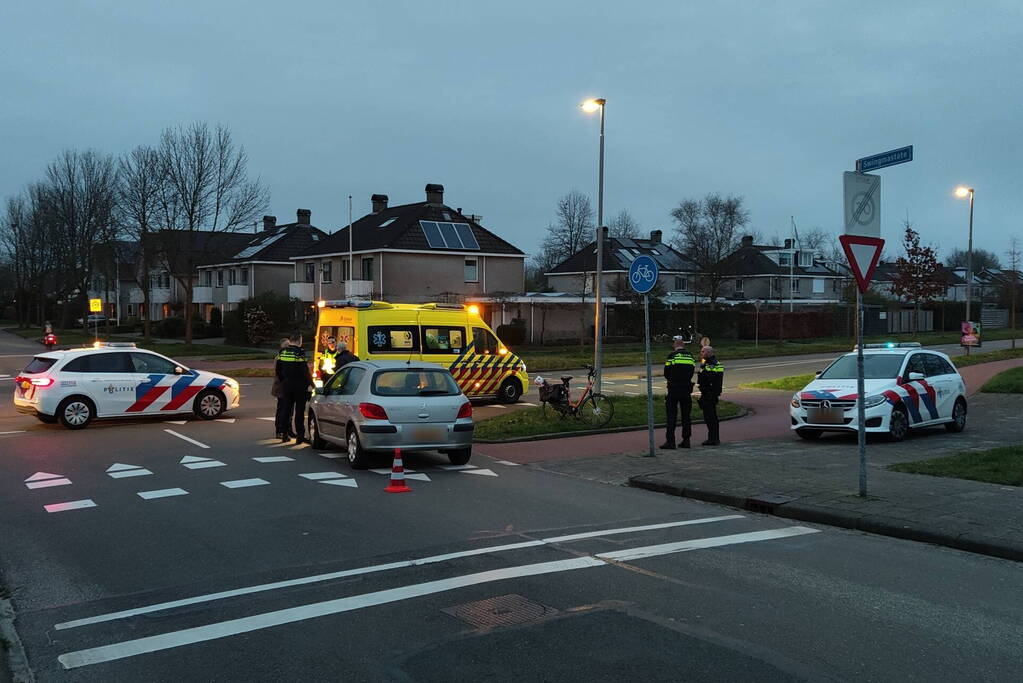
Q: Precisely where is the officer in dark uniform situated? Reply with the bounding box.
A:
[275,332,314,444]
[660,335,696,449]
[319,336,340,386]
[697,345,724,446]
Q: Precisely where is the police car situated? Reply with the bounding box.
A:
[790,343,967,442]
[12,342,240,429]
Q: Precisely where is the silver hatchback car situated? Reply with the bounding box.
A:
[307,360,474,469]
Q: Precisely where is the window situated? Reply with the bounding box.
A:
[318,325,354,349]
[819,354,904,380]
[772,278,781,293]
[798,251,813,267]
[791,279,801,293]
[88,352,131,373]
[472,327,499,355]
[217,270,224,287]
[923,354,954,377]
[324,368,348,394]
[322,261,332,283]
[337,367,365,395]
[361,257,374,281]
[674,276,686,291]
[131,353,178,374]
[778,252,792,267]
[367,325,419,353]
[341,259,351,282]
[62,356,89,372]
[812,278,824,294]
[379,217,398,228]
[201,270,211,286]
[464,258,478,283]
[304,263,315,283]
[372,369,460,396]
[23,357,57,374]
[423,327,466,354]
[904,354,927,378]
[734,279,744,295]
[240,268,249,285]
[228,269,237,286]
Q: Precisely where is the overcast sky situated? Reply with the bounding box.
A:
[3,1,1021,262]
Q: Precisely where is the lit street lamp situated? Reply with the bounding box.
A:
[955,186,975,353]
[581,97,607,391]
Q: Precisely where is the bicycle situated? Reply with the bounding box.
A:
[537,365,615,428]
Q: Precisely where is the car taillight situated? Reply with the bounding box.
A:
[359,402,389,420]
[457,401,472,419]
[19,376,54,388]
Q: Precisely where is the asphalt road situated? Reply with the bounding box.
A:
[1,332,1022,681]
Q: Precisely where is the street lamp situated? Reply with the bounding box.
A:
[580,97,607,391]
[955,186,975,352]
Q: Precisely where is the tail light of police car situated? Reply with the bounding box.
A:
[457,401,472,419]
[359,402,389,420]
[16,376,53,388]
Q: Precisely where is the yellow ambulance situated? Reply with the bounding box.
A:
[312,300,528,403]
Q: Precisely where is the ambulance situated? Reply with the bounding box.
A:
[312,300,528,403]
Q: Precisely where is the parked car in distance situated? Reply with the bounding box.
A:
[307,360,474,469]
[77,314,116,326]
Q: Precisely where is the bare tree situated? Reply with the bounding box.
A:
[537,190,594,268]
[158,123,268,344]
[608,209,640,239]
[669,193,749,305]
[946,247,1001,270]
[1007,238,1020,349]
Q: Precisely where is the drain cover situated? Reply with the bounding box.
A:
[443,594,558,629]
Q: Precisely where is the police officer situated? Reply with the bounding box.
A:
[320,336,341,386]
[660,334,696,449]
[335,341,359,369]
[275,332,314,444]
[697,346,724,446]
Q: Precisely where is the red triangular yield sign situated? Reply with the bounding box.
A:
[839,234,885,293]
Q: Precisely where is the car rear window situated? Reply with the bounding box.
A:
[22,357,56,374]
[818,354,905,380]
[371,370,460,396]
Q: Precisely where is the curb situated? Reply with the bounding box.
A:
[474,407,749,444]
[0,598,33,683]
[628,476,1023,564]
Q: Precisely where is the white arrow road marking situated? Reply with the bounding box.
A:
[220,479,269,489]
[215,418,236,423]
[45,499,96,513]
[54,514,745,630]
[26,472,63,482]
[165,421,187,425]
[404,473,432,482]
[106,464,152,478]
[253,456,295,463]
[299,472,348,481]
[318,453,343,459]
[185,461,226,470]
[461,468,498,477]
[164,430,209,449]
[137,488,188,500]
[438,464,477,471]
[0,430,26,435]
[26,478,72,489]
[55,525,816,669]
[180,456,209,464]
[257,417,275,421]
[493,460,522,466]
[320,479,358,488]
[369,467,418,475]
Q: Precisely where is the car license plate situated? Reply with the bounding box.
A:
[410,425,444,441]
[807,408,843,424]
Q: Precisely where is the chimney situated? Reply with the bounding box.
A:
[425,183,444,205]
[371,194,388,212]
[262,215,276,231]
[741,235,754,248]
[296,209,311,225]
[784,238,793,249]
[650,229,662,244]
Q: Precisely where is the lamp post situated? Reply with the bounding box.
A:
[955,186,975,353]
[581,97,607,391]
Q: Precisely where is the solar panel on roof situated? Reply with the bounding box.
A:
[616,249,636,264]
[419,221,481,250]
[618,238,637,248]
[233,232,286,259]
[438,222,460,248]
[420,221,445,248]
[453,223,480,250]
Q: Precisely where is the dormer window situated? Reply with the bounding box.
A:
[778,252,792,267]
[798,251,813,267]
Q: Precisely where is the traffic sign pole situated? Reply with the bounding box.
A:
[643,293,654,457]
[856,289,867,497]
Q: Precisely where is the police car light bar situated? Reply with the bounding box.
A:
[317,299,374,309]
[855,342,922,350]
[89,342,137,348]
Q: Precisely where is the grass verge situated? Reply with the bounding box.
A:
[951,347,1023,369]
[980,366,1023,393]
[889,445,1023,486]
[740,373,816,391]
[208,367,274,377]
[474,395,741,440]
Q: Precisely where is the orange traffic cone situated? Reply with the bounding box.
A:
[384,448,412,493]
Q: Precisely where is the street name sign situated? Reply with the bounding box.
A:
[629,255,659,294]
[839,234,885,294]
[843,171,880,238]
[856,145,913,172]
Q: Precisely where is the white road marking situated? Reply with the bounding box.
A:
[491,405,507,409]
[54,514,744,631]
[220,478,269,489]
[0,430,26,435]
[625,383,638,387]
[253,456,295,463]
[624,392,639,396]
[404,473,432,482]
[289,443,310,450]
[438,464,477,471]
[320,479,358,488]
[493,460,522,467]
[57,524,810,669]
[164,430,209,449]
[45,499,96,513]
[185,461,226,470]
[165,420,187,425]
[257,417,276,421]
[215,418,236,424]
[239,383,252,386]
[318,453,343,459]
[137,488,188,500]
[180,455,209,464]
[26,478,72,489]
[108,469,153,479]
[299,472,348,481]
[461,468,498,477]
[25,472,63,482]
[521,402,537,406]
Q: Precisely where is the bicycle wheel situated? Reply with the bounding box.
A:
[578,393,614,428]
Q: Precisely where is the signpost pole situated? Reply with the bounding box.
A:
[856,289,867,497]
[644,292,654,457]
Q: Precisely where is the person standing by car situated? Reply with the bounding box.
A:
[335,341,359,370]
[660,335,696,449]
[275,332,314,444]
[697,346,724,446]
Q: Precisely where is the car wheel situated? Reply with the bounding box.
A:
[36,413,57,424]
[945,398,967,433]
[497,378,522,404]
[309,412,327,449]
[194,389,225,420]
[57,397,94,430]
[447,447,472,466]
[796,428,822,441]
[346,426,370,470]
[888,406,909,442]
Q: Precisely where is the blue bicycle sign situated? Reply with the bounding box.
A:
[628,255,660,294]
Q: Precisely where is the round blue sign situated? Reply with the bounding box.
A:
[628,255,659,294]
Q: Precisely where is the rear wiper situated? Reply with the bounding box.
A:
[417,390,450,395]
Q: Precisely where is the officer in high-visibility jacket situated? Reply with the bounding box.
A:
[697,346,724,446]
[275,332,314,444]
[319,336,341,386]
[660,335,696,449]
